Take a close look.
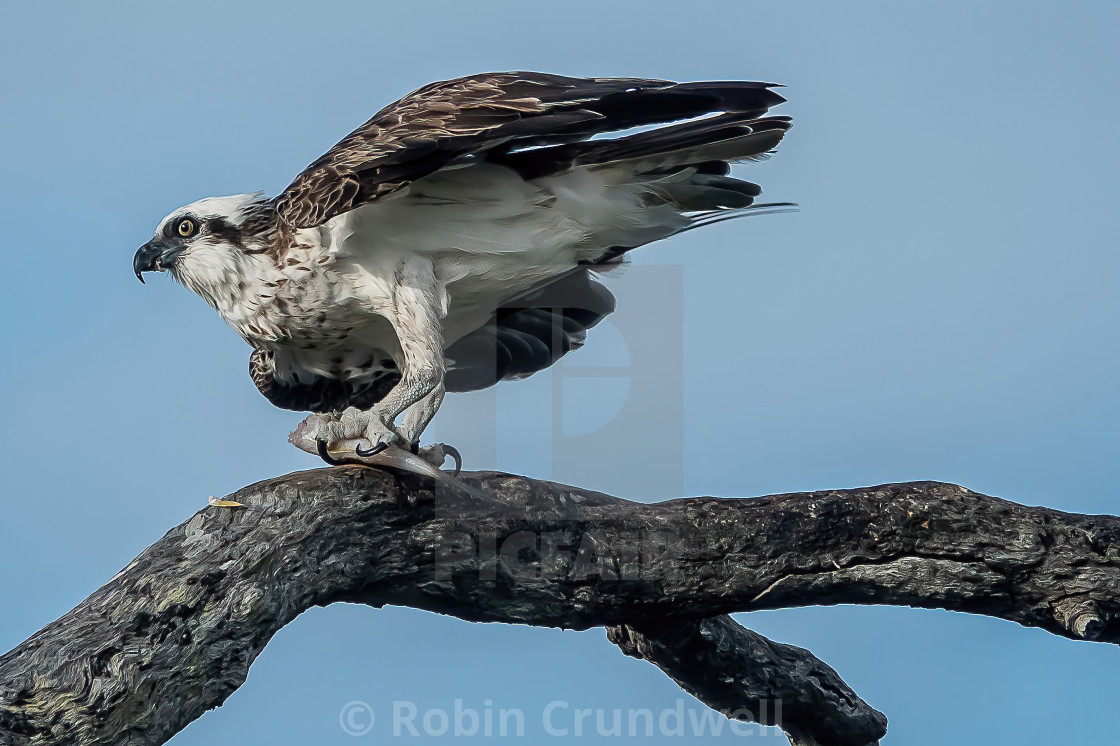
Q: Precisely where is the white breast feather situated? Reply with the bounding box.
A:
[262,162,688,384]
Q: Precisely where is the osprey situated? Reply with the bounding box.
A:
[134,72,791,464]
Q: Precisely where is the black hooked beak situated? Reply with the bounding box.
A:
[133,240,172,284]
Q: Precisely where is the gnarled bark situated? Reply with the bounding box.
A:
[1,466,1117,746]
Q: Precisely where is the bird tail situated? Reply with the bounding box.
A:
[488,80,793,262]
[578,113,792,221]
[568,114,795,262]
[494,104,791,219]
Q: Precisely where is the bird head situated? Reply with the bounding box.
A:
[134,193,270,303]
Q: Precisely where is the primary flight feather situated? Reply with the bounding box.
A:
[133,71,791,461]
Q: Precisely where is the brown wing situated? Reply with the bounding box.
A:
[273,71,785,228]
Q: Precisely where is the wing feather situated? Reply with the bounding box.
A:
[444,269,617,392]
[273,71,785,228]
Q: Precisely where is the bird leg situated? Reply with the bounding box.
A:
[397,384,446,450]
[299,258,448,458]
[360,258,447,450]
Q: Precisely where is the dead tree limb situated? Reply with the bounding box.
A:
[607,617,888,746]
[1,467,1117,746]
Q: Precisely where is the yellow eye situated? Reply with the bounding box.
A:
[177,218,197,237]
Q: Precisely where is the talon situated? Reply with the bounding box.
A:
[316,439,348,466]
[443,444,463,477]
[355,441,389,458]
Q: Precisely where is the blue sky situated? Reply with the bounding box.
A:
[1,1,1118,743]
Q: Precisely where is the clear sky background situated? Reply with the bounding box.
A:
[1,1,1117,743]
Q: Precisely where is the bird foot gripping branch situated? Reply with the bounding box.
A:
[288,416,462,479]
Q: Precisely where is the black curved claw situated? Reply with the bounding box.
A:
[316,439,349,466]
[355,441,389,458]
[442,444,463,477]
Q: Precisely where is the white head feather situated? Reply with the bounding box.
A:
[151,193,280,327]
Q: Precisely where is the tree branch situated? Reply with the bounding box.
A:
[1,467,1116,746]
[607,618,887,746]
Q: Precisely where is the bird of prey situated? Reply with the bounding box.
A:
[134,72,791,465]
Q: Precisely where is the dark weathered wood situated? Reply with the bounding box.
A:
[1,467,1117,746]
[608,618,888,746]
